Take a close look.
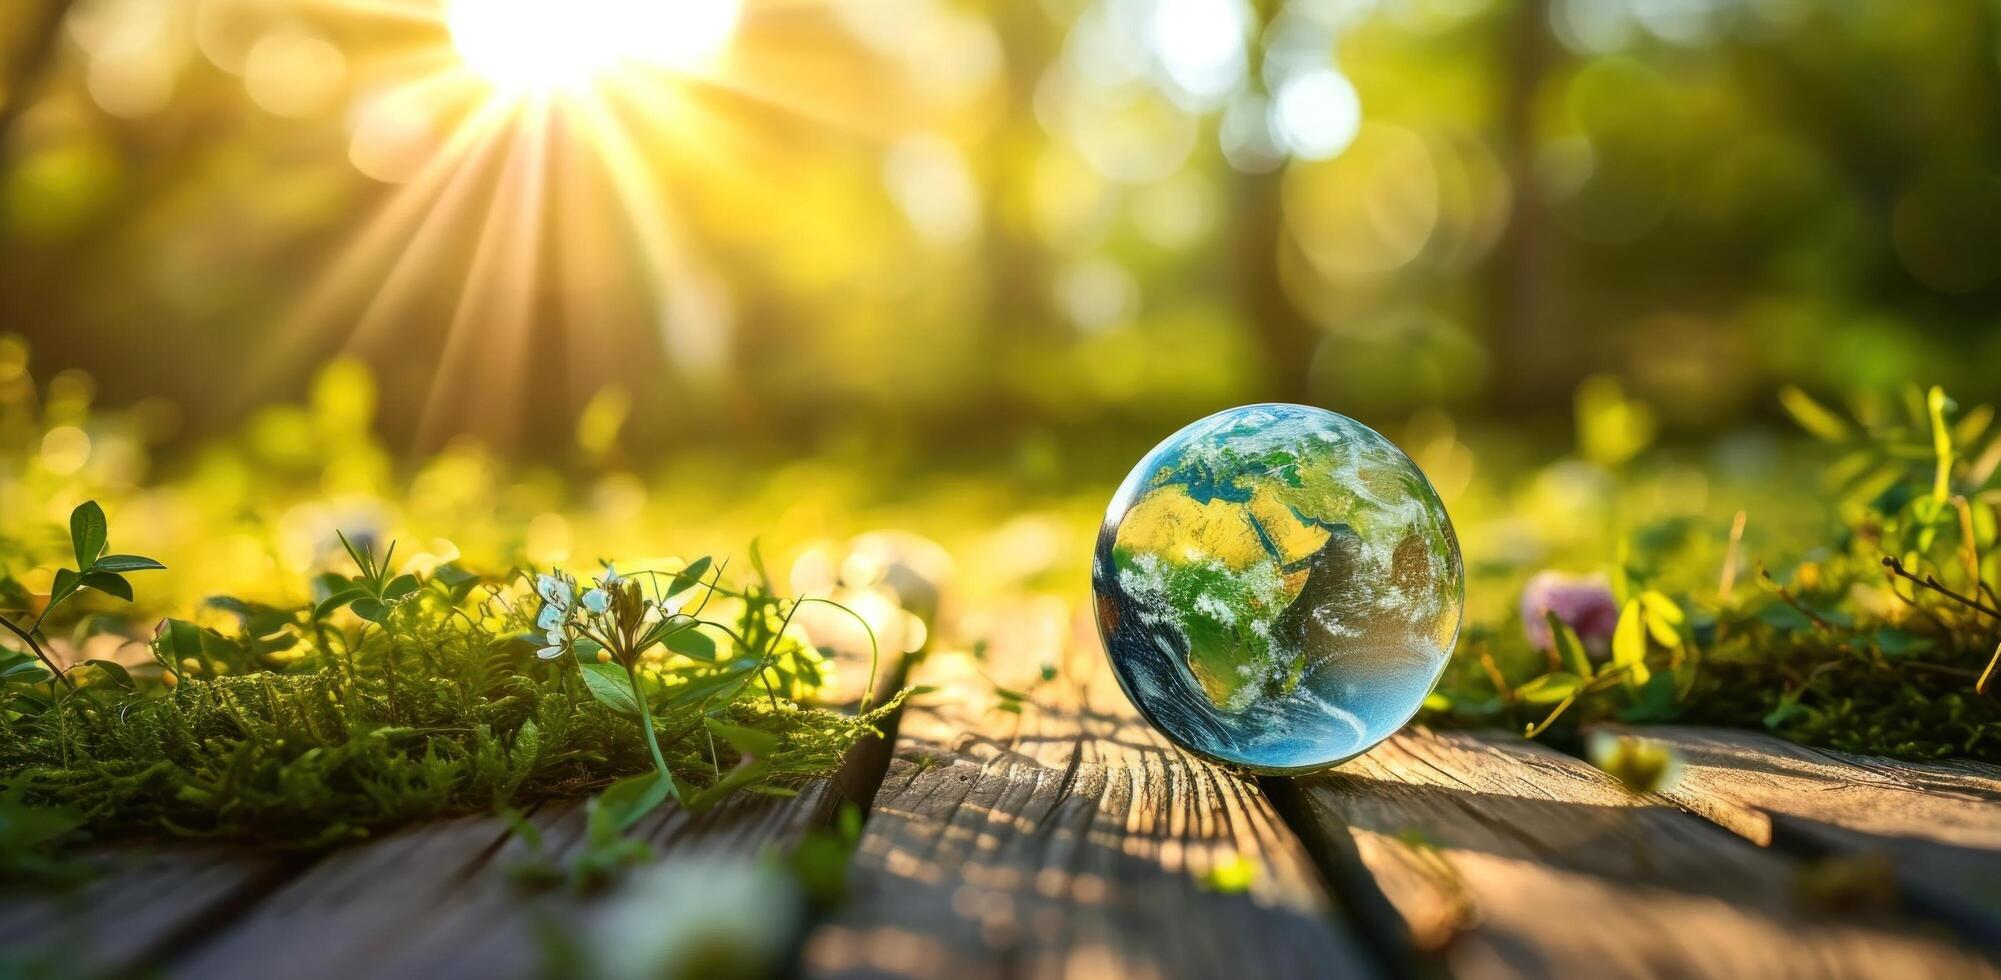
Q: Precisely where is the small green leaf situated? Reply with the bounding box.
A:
[1779,386,1851,442]
[1638,591,1683,648]
[662,626,716,662]
[1612,599,1651,686]
[70,501,107,568]
[314,588,368,619]
[684,757,772,812]
[0,654,52,684]
[80,571,132,602]
[640,613,698,650]
[579,661,643,717]
[1546,611,1595,679]
[92,555,164,573]
[80,659,135,689]
[433,563,481,601]
[351,597,390,624]
[663,658,760,707]
[383,574,421,601]
[335,530,375,581]
[157,618,204,663]
[668,556,713,598]
[704,717,779,759]
[596,771,674,832]
[1516,672,1583,705]
[48,568,81,608]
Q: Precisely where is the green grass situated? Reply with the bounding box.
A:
[1426,385,2001,761]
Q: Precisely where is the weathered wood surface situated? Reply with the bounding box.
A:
[166,780,859,980]
[163,660,902,980]
[1608,724,2001,945]
[803,603,1378,979]
[0,842,302,976]
[1282,726,2000,980]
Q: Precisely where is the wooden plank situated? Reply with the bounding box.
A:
[0,843,303,975]
[162,782,855,980]
[1608,724,2001,944]
[1281,726,2000,979]
[164,659,902,980]
[361,765,886,979]
[802,603,1377,979]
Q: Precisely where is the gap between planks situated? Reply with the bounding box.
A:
[1597,723,2001,951]
[1279,726,2001,980]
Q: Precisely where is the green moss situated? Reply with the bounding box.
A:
[0,563,901,849]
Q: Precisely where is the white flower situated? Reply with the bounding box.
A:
[536,574,573,609]
[581,588,610,614]
[534,571,577,660]
[660,592,688,617]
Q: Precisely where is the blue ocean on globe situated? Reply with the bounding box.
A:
[1092,404,1464,774]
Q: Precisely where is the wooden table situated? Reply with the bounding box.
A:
[6,606,1999,979]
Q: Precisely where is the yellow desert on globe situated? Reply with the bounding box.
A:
[1093,404,1464,773]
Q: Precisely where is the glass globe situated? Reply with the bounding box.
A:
[1092,404,1464,774]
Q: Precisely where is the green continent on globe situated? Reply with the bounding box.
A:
[1108,408,1457,714]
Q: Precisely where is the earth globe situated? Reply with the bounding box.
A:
[1092,404,1464,774]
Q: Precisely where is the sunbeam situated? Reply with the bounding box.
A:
[240,0,852,448]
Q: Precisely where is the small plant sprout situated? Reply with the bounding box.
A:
[531,558,740,831]
[316,532,422,626]
[0,501,163,692]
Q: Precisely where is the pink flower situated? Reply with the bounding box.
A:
[1521,571,1619,660]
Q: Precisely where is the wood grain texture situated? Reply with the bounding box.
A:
[1607,724,2001,945]
[803,603,1376,979]
[0,843,303,975]
[164,680,899,980]
[1285,727,2000,980]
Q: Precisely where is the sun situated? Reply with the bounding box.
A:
[254,0,904,446]
[446,0,741,94]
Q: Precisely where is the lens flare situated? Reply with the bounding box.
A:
[446,0,741,94]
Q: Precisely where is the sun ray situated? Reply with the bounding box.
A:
[241,82,517,408]
[415,95,551,448]
[341,93,519,352]
[253,0,913,443]
[567,87,727,373]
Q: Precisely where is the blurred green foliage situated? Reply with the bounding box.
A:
[0,0,1997,452]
